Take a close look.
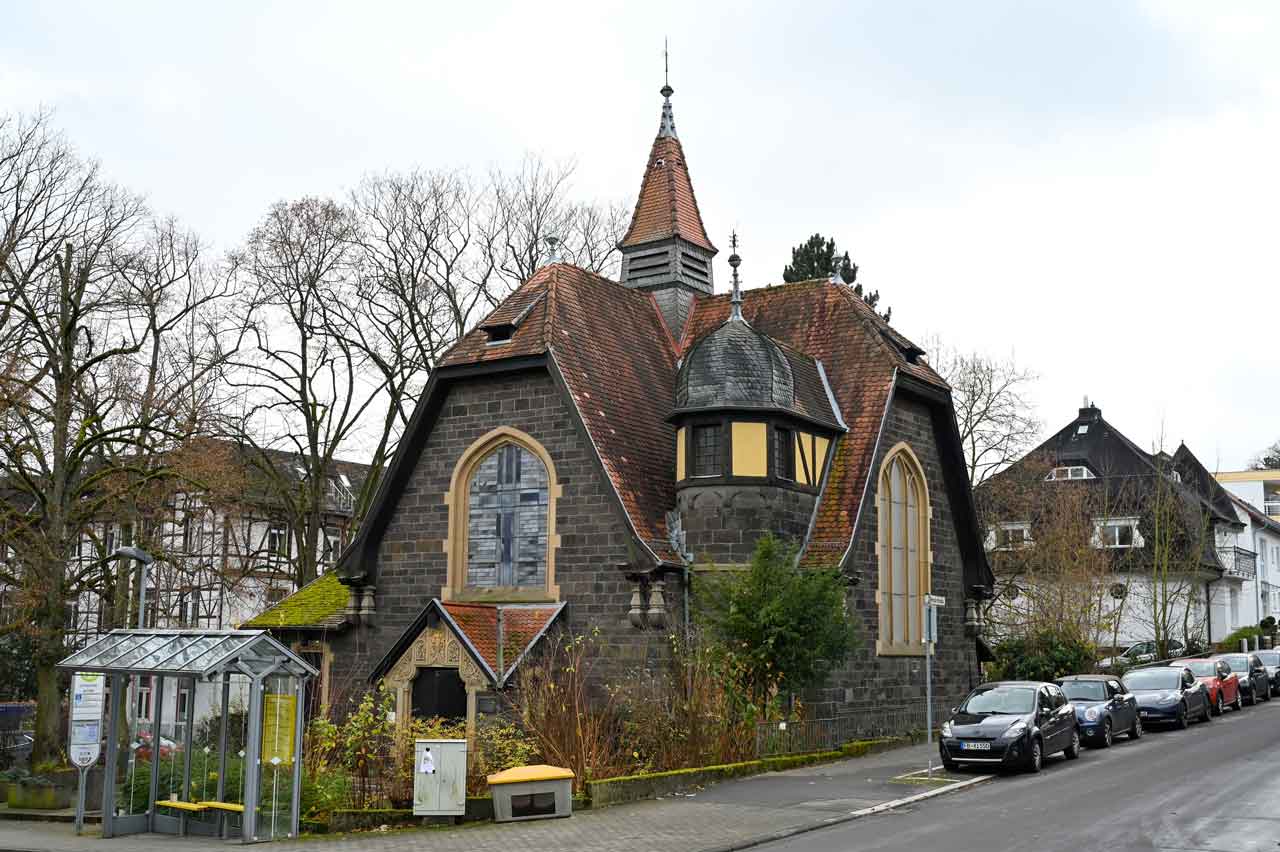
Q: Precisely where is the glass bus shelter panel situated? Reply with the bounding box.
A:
[120,676,156,820]
[254,674,302,842]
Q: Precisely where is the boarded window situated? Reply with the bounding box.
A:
[467,444,548,588]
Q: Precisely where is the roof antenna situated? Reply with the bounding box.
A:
[659,38,677,138]
[729,231,743,321]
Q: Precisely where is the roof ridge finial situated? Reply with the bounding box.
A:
[658,39,677,138]
[729,231,743,321]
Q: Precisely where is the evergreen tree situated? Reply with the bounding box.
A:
[781,233,890,321]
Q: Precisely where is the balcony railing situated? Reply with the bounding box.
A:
[1264,501,1280,518]
[1219,546,1258,580]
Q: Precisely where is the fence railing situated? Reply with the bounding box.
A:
[754,705,937,757]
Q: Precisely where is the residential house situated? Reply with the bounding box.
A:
[979,403,1247,650]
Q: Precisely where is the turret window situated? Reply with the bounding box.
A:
[774,428,795,481]
[692,425,722,477]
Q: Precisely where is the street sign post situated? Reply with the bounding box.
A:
[69,673,105,835]
[923,596,945,778]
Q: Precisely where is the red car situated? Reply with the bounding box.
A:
[1184,658,1242,715]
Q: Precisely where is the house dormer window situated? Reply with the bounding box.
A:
[990,522,1032,551]
[1093,517,1144,549]
[1046,465,1095,481]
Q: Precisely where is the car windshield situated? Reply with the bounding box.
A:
[1186,662,1216,677]
[960,686,1036,715]
[1257,652,1280,667]
[1059,681,1106,701]
[1219,656,1249,673]
[1123,669,1181,690]
[1124,643,1151,657]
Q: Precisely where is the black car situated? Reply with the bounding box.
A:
[1056,675,1141,747]
[1255,650,1280,697]
[1121,665,1212,728]
[940,681,1080,774]
[1212,653,1271,705]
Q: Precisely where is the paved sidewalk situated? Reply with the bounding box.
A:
[0,743,991,852]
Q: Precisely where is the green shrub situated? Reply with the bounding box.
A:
[301,770,349,819]
[989,631,1095,682]
[1219,625,1264,652]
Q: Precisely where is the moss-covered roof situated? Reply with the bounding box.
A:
[241,571,348,631]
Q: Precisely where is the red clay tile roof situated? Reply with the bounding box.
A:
[441,264,680,562]
[682,279,947,567]
[441,602,563,683]
[620,133,716,253]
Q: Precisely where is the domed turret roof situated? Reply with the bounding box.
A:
[675,319,794,413]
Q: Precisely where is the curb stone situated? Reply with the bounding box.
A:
[695,773,995,852]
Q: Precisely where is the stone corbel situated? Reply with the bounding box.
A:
[359,586,376,626]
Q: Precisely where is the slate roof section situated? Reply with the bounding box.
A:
[681,278,945,567]
[1172,443,1243,528]
[241,571,348,631]
[441,264,680,562]
[619,131,716,253]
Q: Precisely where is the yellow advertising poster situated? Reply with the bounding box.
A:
[261,693,296,766]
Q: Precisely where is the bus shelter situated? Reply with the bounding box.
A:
[57,629,317,843]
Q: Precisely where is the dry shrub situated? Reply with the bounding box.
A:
[510,630,628,790]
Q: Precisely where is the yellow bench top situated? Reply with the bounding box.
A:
[198,801,245,813]
[155,800,206,812]
[487,764,575,785]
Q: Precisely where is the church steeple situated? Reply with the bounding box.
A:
[619,51,717,338]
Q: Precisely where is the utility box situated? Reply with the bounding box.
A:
[487,764,574,823]
[413,739,467,817]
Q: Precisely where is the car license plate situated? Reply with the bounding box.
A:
[960,741,991,751]
[1140,711,1151,718]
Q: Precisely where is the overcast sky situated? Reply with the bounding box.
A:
[3,1,1276,469]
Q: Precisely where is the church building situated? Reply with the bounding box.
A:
[248,76,995,735]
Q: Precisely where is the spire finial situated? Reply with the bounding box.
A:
[728,231,743,321]
[658,40,677,137]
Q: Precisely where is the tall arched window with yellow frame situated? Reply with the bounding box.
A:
[876,443,931,655]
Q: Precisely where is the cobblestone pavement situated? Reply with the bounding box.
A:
[0,743,984,852]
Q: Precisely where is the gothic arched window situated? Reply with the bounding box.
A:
[466,443,549,589]
[876,443,931,655]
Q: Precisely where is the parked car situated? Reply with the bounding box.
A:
[1055,674,1141,747]
[1255,650,1280,697]
[1183,658,1242,715]
[939,681,1080,774]
[1212,653,1271,705]
[1121,665,1211,729]
[1098,639,1186,671]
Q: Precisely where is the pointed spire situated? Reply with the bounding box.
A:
[728,231,743,322]
[659,39,677,138]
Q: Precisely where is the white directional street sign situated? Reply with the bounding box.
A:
[925,594,947,609]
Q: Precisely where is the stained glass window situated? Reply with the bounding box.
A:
[467,444,548,588]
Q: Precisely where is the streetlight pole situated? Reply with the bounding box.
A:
[111,546,154,629]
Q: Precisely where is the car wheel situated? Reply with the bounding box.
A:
[1245,686,1256,707]
[1200,699,1212,723]
[1025,737,1043,774]
[1064,728,1081,760]
[1213,693,1224,716]
[1233,690,1244,712]
[1099,718,1113,748]
[1263,685,1272,702]
[1129,715,1143,739]
[1175,704,1189,730]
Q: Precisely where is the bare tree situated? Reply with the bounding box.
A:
[225,197,381,589]
[0,112,234,760]
[924,339,1040,486]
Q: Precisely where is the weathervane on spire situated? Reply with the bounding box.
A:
[728,231,743,321]
[658,39,677,137]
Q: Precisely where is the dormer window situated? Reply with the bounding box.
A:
[1046,465,1095,481]
[484,324,514,344]
[480,290,544,346]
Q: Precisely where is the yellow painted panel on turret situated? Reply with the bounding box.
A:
[795,432,812,485]
[676,427,686,481]
[732,422,768,477]
[814,436,830,481]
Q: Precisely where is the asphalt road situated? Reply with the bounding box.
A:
[759,696,1280,852]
